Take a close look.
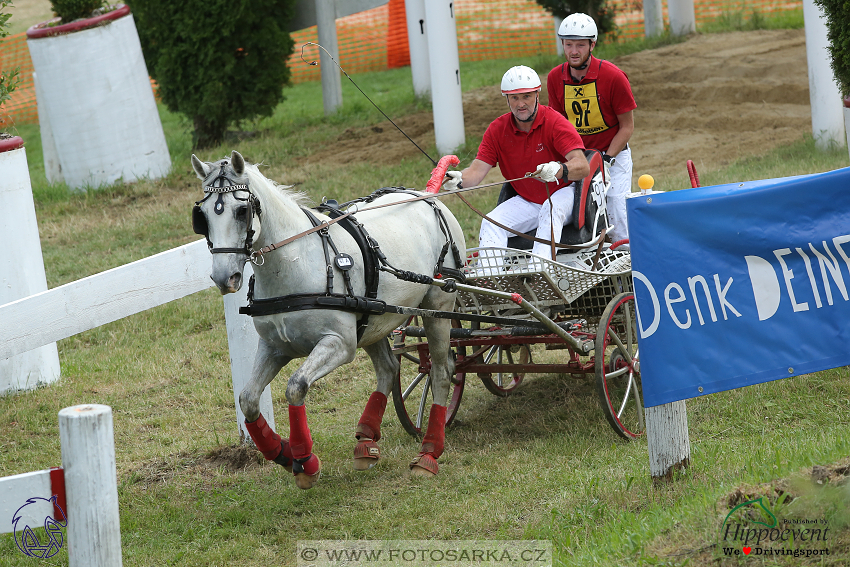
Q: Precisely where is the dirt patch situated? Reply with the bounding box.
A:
[309,29,811,188]
[127,444,265,487]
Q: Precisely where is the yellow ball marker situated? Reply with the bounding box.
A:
[638,174,654,192]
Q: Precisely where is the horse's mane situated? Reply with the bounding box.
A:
[243,162,313,209]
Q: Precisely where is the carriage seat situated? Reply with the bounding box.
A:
[501,149,609,250]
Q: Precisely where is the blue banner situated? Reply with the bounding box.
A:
[628,167,850,407]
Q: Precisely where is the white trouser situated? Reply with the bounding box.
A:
[606,146,632,243]
[478,188,575,259]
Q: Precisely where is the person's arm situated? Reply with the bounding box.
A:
[605,110,634,158]
[559,149,589,181]
[457,159,493,188]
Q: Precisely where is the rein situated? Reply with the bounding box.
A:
[248,177,527,262]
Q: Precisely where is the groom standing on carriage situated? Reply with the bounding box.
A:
[443,65,590,259]
[547,13,636,245]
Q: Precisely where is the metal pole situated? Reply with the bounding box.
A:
[424,0,465,155]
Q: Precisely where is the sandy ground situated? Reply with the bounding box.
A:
[308,29,811,188]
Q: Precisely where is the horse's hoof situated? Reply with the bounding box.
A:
[353,439,380,471]
[293,455,321,490]
[409,454,438,477]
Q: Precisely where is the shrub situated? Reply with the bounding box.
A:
[814,0,850,96]
[534,0,617,40]
[0,0,20,115]
[132,0,296,149]
[49,0,108,23]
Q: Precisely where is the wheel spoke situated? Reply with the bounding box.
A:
[402,372,426,400]
[416,374,432,429]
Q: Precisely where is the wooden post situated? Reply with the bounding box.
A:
[316,0,343,115]
[643,0,664,37]
[58,404,122,567]
[424,0,465,156]
[404,0,430,99]
[668,0,696,36]
[646,400,691,483]
[803,0,846,149]
[222,263,275,444]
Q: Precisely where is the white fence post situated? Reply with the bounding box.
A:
[405,0,431,99]
[668,0,696,36]
[58,404,122,567]
[643,0,664,37]
[803,0,846,149]
[645,400,691,482]
[222,263,275,444]
[424,0,465,156]
[316,0,343,115]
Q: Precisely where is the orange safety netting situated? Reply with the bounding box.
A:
[0,0,803,126]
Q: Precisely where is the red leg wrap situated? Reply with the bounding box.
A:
[420,404,447,459]
[356,391,387,441]
[288,404,313,459]
[245,413,292,465]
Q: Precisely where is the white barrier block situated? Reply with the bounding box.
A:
[0,145,60,395]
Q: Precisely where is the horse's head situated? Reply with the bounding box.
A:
[191,150,263,294]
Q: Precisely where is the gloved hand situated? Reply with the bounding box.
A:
[533,161,562,182]
[444,170,463,190]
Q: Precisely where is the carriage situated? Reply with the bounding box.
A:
[390,169,643,441]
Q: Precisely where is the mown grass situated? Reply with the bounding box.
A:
[2,9,850,567]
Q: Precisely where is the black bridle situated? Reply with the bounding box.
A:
[192,161,263,260]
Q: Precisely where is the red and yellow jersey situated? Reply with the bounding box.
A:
[547,56,636,153]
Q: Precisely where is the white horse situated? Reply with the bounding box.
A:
[191,151,466,489]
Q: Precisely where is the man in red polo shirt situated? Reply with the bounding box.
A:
[444,65,589,258]
[547,13,636,245]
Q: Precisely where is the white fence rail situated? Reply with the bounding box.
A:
[0,238,274,439]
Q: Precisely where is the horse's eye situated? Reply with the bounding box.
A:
[234,205,249,222]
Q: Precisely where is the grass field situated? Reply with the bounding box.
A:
[3,8,850,566]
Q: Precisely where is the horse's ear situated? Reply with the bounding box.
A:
[191,154,211,180]
[231,151,245,175]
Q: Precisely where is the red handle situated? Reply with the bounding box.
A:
[425,155,460,193]
[687,160,700,188]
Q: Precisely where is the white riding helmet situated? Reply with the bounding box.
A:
[500,65,542,95]
[558,13,598,42]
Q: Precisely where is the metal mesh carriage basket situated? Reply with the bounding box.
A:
[456,246,631,318]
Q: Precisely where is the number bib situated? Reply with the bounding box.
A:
[563,82,611,136]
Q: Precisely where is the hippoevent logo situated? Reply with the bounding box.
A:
[719,497,830,558]
[12,496,67,559]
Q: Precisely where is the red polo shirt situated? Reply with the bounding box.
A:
[547,56,636,153]
[476,104,584,204]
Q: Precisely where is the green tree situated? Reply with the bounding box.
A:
[813,0,850,96]
[132,0,296,148]
[49,0,107,23]
[534,0,617,39]
[0,0,20,115]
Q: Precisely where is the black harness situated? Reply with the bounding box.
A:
[237,187,465,341]
[192,161,262,256]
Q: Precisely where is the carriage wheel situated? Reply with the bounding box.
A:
[477,344,529,397]
[392,317,465,437]
[595,292,644,439]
